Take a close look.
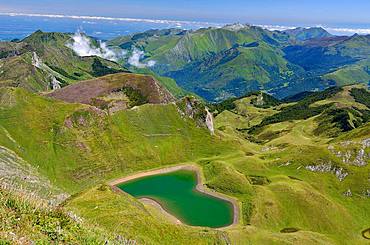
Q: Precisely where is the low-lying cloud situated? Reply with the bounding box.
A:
[1,12,221,28]
[67,31,125,61]
[128,48,156,68]
[2,12,369,36]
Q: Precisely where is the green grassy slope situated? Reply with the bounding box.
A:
[0,31,127,92]
[0,87,232,193]
[63,84,369,244]
[168,42,293,101]
[0,186,114,244]
[282,27,333,42]
[1,68,369,243]
[211,85,370,244]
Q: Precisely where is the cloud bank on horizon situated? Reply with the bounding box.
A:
[1,12,369,36]
[0,12,222,29]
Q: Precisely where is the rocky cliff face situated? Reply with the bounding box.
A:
[205,108,215,135]
[176,97,215,134]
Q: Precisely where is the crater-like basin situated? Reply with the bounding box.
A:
[115,167,236,228]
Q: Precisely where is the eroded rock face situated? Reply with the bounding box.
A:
[328,138,370,166]
[255,92,265,106]
[50,76,62,90]
[32,52,42,69]
[177,97,214,134]
[205,108,215,135]
[305,162,348,181]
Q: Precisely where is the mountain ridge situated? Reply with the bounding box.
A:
[110,25,370,101]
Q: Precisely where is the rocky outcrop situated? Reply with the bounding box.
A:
[50,76,62,90]
[255,92,265,106]
[205,108,215,135]
[343,189,352,197]
[305,162,348,181]
[328,138,370,166]
[176,97,215,134]
[31,52,42,68]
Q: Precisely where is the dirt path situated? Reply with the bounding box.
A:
[109,164,240,229]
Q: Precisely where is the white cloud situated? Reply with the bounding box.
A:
[147,60,156,67]
[0,12,222,27]
[128,48,156,68]
[257,24,297,32]
[325,27,370,35]
[67,30,125,61]
[2,12,369,36]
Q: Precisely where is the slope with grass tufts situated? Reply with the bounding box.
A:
[0,31,127,92]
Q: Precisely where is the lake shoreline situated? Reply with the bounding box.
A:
[109,164,240,229]
[139,197,183,224]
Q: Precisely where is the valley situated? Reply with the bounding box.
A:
[110,25,370,101]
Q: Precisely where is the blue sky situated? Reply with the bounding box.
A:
[1,0,370,26]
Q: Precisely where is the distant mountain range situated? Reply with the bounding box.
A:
[0,25,369,102]
[110,24,370,101]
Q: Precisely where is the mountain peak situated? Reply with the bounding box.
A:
[283,27,332,41]
[23,30,70,44]
[223,23,251,31]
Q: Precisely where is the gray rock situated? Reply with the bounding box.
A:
[306,162,348,181]
[343,189,352,197]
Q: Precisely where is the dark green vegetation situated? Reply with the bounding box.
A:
[210,91,280,115]
[252,87,342,129]
[117,170,234,228]
[91,58,123,77]
[110,26,370,101]
[351,88,370,108]
[280,227,300,233]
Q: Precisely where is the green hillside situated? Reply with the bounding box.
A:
[1,73,369,244]
[0,85,231,192]
[110,26,370,101]
[282,27,333,42]
[0,31,127,92]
